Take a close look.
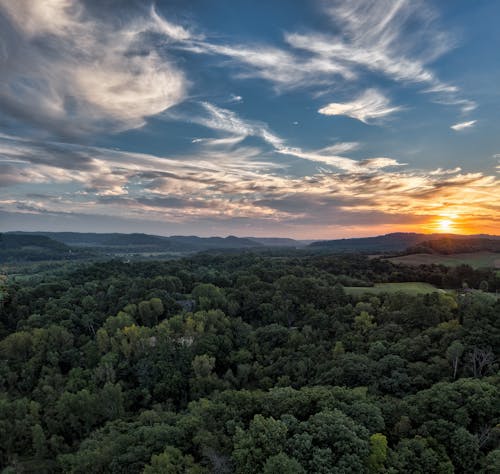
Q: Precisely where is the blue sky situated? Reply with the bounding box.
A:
[0,0,498,238]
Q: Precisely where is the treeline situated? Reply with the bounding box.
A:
[0,253,499,472]
[0,234,77,263]
[407,237,500,255]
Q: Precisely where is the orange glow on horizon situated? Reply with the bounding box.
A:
[419,215,483,236]
[437,219,453,232]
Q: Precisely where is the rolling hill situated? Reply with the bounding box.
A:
[308,232,500,253]
[6,232,264,254]
[0,233,73,262]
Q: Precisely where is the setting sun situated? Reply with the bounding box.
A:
[437,219,453,232]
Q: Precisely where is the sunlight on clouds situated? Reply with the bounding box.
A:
[0,133,497,236]
[285,0,449,88]
[0,0,476,137]
[198,103,284,148]
[318,89,401,124]
[0,0,187,134]
[0,1,495,237]
[168,103,403,172]
[150,5,193,41]
[450,120,477,131]
[0,0,80,37]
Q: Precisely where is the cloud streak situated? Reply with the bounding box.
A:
[163,0,474,123]
[194,102,284,148]
[450,120,477,131]
[0,1,493,238]
[0,0,477,137]
[0,132,497,237]
[318,89,401,124]
[168,102,404,171]
[0,0,187,135]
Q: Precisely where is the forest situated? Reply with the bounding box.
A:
[0,252,499,473]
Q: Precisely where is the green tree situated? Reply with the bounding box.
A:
[263,453,304,473]
[143,446,204,474]
[483,449,500,473]
[354,311,376,335]
[233,415,288,474]
[392,437,453,474]
[367,433,388,473]
[446,341,464,379]
[192,284,227,311]
[31,424,47,459]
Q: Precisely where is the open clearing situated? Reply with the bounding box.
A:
[386,252,500,269]
[344,282,443,296]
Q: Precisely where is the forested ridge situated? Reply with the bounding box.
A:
[406,238,500,255]
[0,253,499,473]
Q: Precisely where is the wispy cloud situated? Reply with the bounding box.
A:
[276,145,405,171]
[318,89,401,124]
[280,0,454,97]
[0,0,187,135]
[169,103,403,171]
[450,120,477,131]
[0,132,498,236]
[162,0,473,121]
[196,102,284,148]
[170,0,449,93]
[0,1,494,238]
[0,0,475,137]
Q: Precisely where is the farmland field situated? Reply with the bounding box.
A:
[344,282,443,296]
[386,251,500,269]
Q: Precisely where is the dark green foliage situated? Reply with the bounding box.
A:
[407,237,500,254]
[0,233,73,262]
[0,252,498,472]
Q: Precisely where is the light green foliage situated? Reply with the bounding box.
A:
[103,311,135,334]
[192,354,216,378]
[345,282,442,296]
[143,446,204,474]
[332,340,345,357]
[192,283,227,310]
[354,311,376,334]
[367,433,387,473]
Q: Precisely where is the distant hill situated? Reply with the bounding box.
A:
[407,237,500,254]
[0,233,73,262]
[7,232,263,253]
[308,232,500,253]
[6,231,499,259]
[308,233,428,252]
[169,235,263,250]
[246,237,307,247]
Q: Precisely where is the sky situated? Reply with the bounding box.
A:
[0,0,499,239]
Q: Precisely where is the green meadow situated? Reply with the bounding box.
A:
[344,282,443,296]
[387,252,499,269]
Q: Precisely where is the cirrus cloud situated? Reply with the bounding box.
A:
[0,132,497,237]
[0,0,187,135]
[450,120,477,131]
[318,89,401,124]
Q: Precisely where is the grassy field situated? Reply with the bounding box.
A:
[386,252,500,269]
[344,282,443,296]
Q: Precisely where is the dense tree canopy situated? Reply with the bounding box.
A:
[0,252,498,472]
